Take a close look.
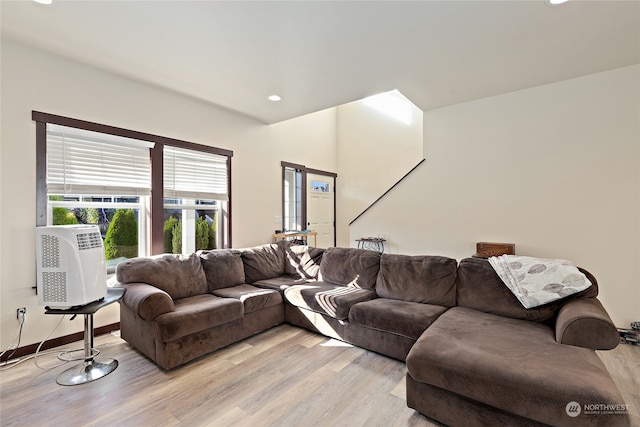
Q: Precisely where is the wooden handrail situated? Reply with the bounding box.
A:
[349,158,426,226]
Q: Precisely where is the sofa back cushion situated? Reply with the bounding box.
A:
[455,257,598,323]
[376,254,457,306]
[198,249,246,291]
[284,245,325,279]
[241,241,288,283]
[116,253,207,300]
[319,247,380,290]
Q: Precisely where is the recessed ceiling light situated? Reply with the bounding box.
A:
[547,0,569,5]
[33,0,53,4]
[268,95,282,102]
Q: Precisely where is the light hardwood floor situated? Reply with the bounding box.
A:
[0,324,638,427]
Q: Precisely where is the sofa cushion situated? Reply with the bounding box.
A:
[376,254,457,306]
[456,257,598,322]
[153,294,243,342]
[241,242,287,283]
[198,249,246,291]
[284,245,324,279]
[212,284,282,314]
[284,283,377,320]
[349,298,448,340]
[252,276,313,293]
[406,307,627,427]
[116,253,207,300]
[319,247,380,290]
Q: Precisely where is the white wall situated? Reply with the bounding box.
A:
[351,65,640,327]
[256,107,338,239]
[2,36,637,352]
[336,94,423,247]
[0,38,337,349]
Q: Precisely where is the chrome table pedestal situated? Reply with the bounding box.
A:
[45,287,125,386]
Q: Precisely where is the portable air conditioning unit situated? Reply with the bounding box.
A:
[35,225,107,309]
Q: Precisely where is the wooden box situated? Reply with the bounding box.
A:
[474,242,515,258]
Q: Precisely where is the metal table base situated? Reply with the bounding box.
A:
[45,288,125,386]
[55,313,118,386]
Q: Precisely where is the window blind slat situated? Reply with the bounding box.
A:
[163,146,228,201]
[46,126,152,196]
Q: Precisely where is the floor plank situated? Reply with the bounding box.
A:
[0,324,638,427]
[597,343,640,426]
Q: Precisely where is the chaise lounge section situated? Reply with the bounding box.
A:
[405,257,626,427]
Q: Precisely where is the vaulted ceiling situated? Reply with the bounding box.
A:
[2,1,639,124]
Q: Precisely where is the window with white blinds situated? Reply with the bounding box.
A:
[163,145,229,201]
[46,124,154,196]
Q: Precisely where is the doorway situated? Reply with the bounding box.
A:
[282,162,336,248]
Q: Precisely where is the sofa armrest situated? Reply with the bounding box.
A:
[119,282,175,321]
[555,298,619,350]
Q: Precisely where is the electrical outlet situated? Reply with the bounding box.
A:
[16,307,26,319]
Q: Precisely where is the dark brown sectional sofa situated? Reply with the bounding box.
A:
[115,243,629,427]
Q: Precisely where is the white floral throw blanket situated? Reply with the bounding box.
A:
[488,255,592,309]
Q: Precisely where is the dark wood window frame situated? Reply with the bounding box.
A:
[281,161,337,247]
[34,111,233,255]
[281,162,307,232]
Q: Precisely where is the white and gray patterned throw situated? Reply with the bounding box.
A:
[488,255,592,309]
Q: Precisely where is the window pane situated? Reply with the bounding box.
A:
[163,198,218,254]
[48,195,144,272]
[310,180,330,192]
[284,168,302,231]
